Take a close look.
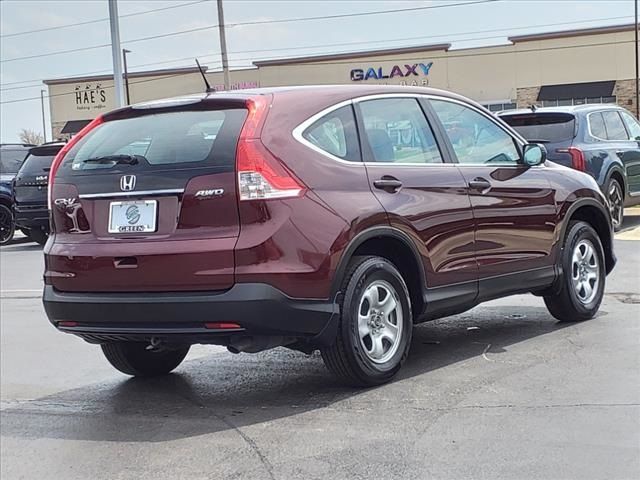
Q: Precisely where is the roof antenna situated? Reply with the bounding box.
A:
[195,58,215,93]
[530,104,537,112]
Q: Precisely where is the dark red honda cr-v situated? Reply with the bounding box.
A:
[43,85,616,386]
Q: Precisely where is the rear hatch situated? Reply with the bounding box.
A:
[14,145,60,207]
[48,98,249,292]
[500,112,576,166]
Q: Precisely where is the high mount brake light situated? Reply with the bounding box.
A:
[236,96,304,201]
[557,147,586,172]
[47,115,104,210]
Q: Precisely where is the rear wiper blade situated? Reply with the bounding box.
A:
[526,139,550,144]
[82,154,140,165]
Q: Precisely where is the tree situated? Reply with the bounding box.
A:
[18,128,43,145]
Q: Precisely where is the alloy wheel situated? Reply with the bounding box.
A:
[0,205,14,245]
[571,239,600,304]
[608,180,623,228]
[357,280,404,364]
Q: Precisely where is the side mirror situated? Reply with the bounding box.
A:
[523,143,546,167]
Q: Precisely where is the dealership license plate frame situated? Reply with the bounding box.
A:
[108,199,158,234]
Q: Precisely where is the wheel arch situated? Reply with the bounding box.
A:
[330,227,427,318]
[561,199,616,274]
[605,165,627,199]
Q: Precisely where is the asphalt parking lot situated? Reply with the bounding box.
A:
[1,211,639,480]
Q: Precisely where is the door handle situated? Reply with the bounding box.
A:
[374,177,403,192]
[468,177,491,191]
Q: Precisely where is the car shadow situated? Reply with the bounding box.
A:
[0,304,576,443]
[620,208,640,232]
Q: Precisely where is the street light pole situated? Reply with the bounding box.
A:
[217,0,230,90]
[108,0,125,108]
[635,0,639,118]
[40,89,47,143]
[123,48,131,105]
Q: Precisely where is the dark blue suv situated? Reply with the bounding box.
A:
[499,105,640,230]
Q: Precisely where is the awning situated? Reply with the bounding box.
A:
[60,119,91,134]
[537,81,615,101]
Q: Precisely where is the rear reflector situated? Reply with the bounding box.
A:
[58,321,78,327]
[204,322,242,330]
[557,147,586,172]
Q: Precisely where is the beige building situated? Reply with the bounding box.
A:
[44,23,638,139]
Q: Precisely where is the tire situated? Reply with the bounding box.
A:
[101,342,190,377]
[606,177,624,231]
[321,256,413,387]
[0,204,15,246]
[20,228,32,239]
[544,221,605,322]
[29,228,48,246]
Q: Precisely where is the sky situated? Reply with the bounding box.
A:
[0,0,636,142]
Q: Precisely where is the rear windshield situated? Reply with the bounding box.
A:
[60,109,247,174]
[0,148,28,174]
[501,113,576,143]
[20,152,56,175]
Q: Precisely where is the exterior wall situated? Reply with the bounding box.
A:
[516,86,542,108]
[615,78,639,113]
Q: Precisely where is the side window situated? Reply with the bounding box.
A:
[302,105,360,162]
[430,99,521,165]
[357,98,443,164]
[602,111,628,141]
[589,112,607,139]
[620,111,640,141]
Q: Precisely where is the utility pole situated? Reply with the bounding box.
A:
[108,0,125,108]
[40,89,47,143]
[635,0,639,118]
[123,48,131,105]
[217,0,230,90]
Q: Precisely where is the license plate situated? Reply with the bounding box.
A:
[108,200,157,234]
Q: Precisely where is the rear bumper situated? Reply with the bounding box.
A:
[14,205,48,230]
[43,284,337,344]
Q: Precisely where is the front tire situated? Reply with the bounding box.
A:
[321,256,413,387]
[606,177,624,231]
[0,204,15,246]
[544,221,605,322]
[101,342,190,377]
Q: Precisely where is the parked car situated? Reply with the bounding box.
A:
[498,105,640,230]
[43,86,615,386]
[0,143,34,245]
[12,142,64,245]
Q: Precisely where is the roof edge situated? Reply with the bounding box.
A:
[509,23,636,43]
[253,43,452,67]
[43,66,210,86]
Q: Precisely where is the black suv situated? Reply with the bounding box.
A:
[0,143,34,245]
[13,142,65,245]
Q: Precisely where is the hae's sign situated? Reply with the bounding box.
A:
[74,83,108,112]
[350,61,433,85]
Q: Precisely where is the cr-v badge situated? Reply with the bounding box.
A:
[120,175,136,191]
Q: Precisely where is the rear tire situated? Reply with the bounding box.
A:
[101,342,190,377]
[606,177,624,231]
[544,221,605,322]
[0,204,15,246]
[321,256,413,387]
[29,228,48,246]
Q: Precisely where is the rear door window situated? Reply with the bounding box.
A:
[602,111,628,141]
[61,109,247,174]
[0,148,28,174]
[500,113,576,143]
[302,105,361,162]
[589,112,607,139]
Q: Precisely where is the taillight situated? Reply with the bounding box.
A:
[48,115,104,209]
[557,147,586,172]
[236,95,304,201]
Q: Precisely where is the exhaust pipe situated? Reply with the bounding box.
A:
[227,336,294,354]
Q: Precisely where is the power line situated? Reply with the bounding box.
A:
[2,38,633,105]
[1,0,500,63]
[0,0,208,39]
[1,15,632,89]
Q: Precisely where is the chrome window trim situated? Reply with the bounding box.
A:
[292,92,531,168]
[79,188,184,199]
[587,109,633,142]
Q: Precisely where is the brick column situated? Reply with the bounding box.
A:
[516,86,541,109]
[614,79,639,116]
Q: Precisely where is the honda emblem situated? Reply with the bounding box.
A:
[120,175,136,191]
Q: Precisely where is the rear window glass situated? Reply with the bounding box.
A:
[61,109,247,173]
[501,113,576,143]
[302,105,361,162]
[19,152,57,175]
[0,148,28,174]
